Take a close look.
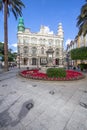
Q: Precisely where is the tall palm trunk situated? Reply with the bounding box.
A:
[4,0,8,71]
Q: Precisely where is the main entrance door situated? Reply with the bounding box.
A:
[55,58,59,65]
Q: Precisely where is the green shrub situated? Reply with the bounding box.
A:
[46,68,66,78]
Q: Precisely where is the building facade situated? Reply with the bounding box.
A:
[17,17,64,67]
[66,34,87,67]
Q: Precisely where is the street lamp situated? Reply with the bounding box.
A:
[17,53,20,69]
[37,55,39,69]
[66,53,69,69]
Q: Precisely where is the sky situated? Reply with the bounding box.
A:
[0,0,85,52]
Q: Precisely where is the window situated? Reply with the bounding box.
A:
[32,47,37,56]
[39,38,42,44]
[18,37,23,43]
[49,42,51,45]
[23,46,28,54]
[55,40,59,46]
[56,48,59,56]
[23,37,29,44]
[41,47,44,54]
[31,37,37,43]
[56,51,59,56]
[40,58,47,65]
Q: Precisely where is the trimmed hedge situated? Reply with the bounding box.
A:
[46,68,66,78]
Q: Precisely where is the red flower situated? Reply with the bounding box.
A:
[20,69,84,81]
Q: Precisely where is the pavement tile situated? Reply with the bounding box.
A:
[0,69,87,130]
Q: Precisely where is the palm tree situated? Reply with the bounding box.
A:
[0,0,25,71]
[77,0,87,36]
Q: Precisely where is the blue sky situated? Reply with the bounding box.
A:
[0,0,85,52]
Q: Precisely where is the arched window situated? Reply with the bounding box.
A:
[23,37,29,44]
[41,47,44,54]
[23,46,28,54]
[18,37,23,43]
[48,39,53,46]
[56,48,59,56]
[39,38,42,44]
[31,37,37,44]
[55,40,60,46]
[32,47,37,56]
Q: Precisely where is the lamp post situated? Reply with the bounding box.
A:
[37,55,39,69]
[18,53,20,69]
[17,53,20,69]
[67,53,69,69]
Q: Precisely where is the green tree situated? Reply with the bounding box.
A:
[8,50,17,62]
[0,0,25,71]
[0,42,17,62]
[0,42,4,61]
[71,47,87,60]
[77,0,87,36]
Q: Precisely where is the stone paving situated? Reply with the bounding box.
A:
[0,68,87,130]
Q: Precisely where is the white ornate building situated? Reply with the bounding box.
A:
[17,17,64,67]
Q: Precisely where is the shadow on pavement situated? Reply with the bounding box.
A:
[0,98,34,128]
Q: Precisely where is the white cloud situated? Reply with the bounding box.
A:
[8,43,17,52]
[13,49,17,53]
[8,43,17,48]
[65,39,72,45]
[11,43,17,47]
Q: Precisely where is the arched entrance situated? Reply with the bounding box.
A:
[32,58,37,65]
[55,58,59,65]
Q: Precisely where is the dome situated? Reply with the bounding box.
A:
[18,17,25,32]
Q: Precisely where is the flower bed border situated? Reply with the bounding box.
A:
[19,69,85,81]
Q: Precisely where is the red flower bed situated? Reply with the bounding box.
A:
[20,69,85,81]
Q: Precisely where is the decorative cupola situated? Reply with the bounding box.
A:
[17,17,25,32]
[57,23,64,38]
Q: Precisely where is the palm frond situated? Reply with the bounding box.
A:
[9,0,25,19]
[77,1,87,36]
[0,0,25,19]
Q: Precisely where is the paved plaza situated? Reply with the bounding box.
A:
[0,68,87,130]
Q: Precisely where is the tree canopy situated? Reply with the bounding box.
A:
[71,47,87,60]
[0,42,17,62]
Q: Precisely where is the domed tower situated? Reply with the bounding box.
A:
[57,23,64,38]
[17,17,25,32]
